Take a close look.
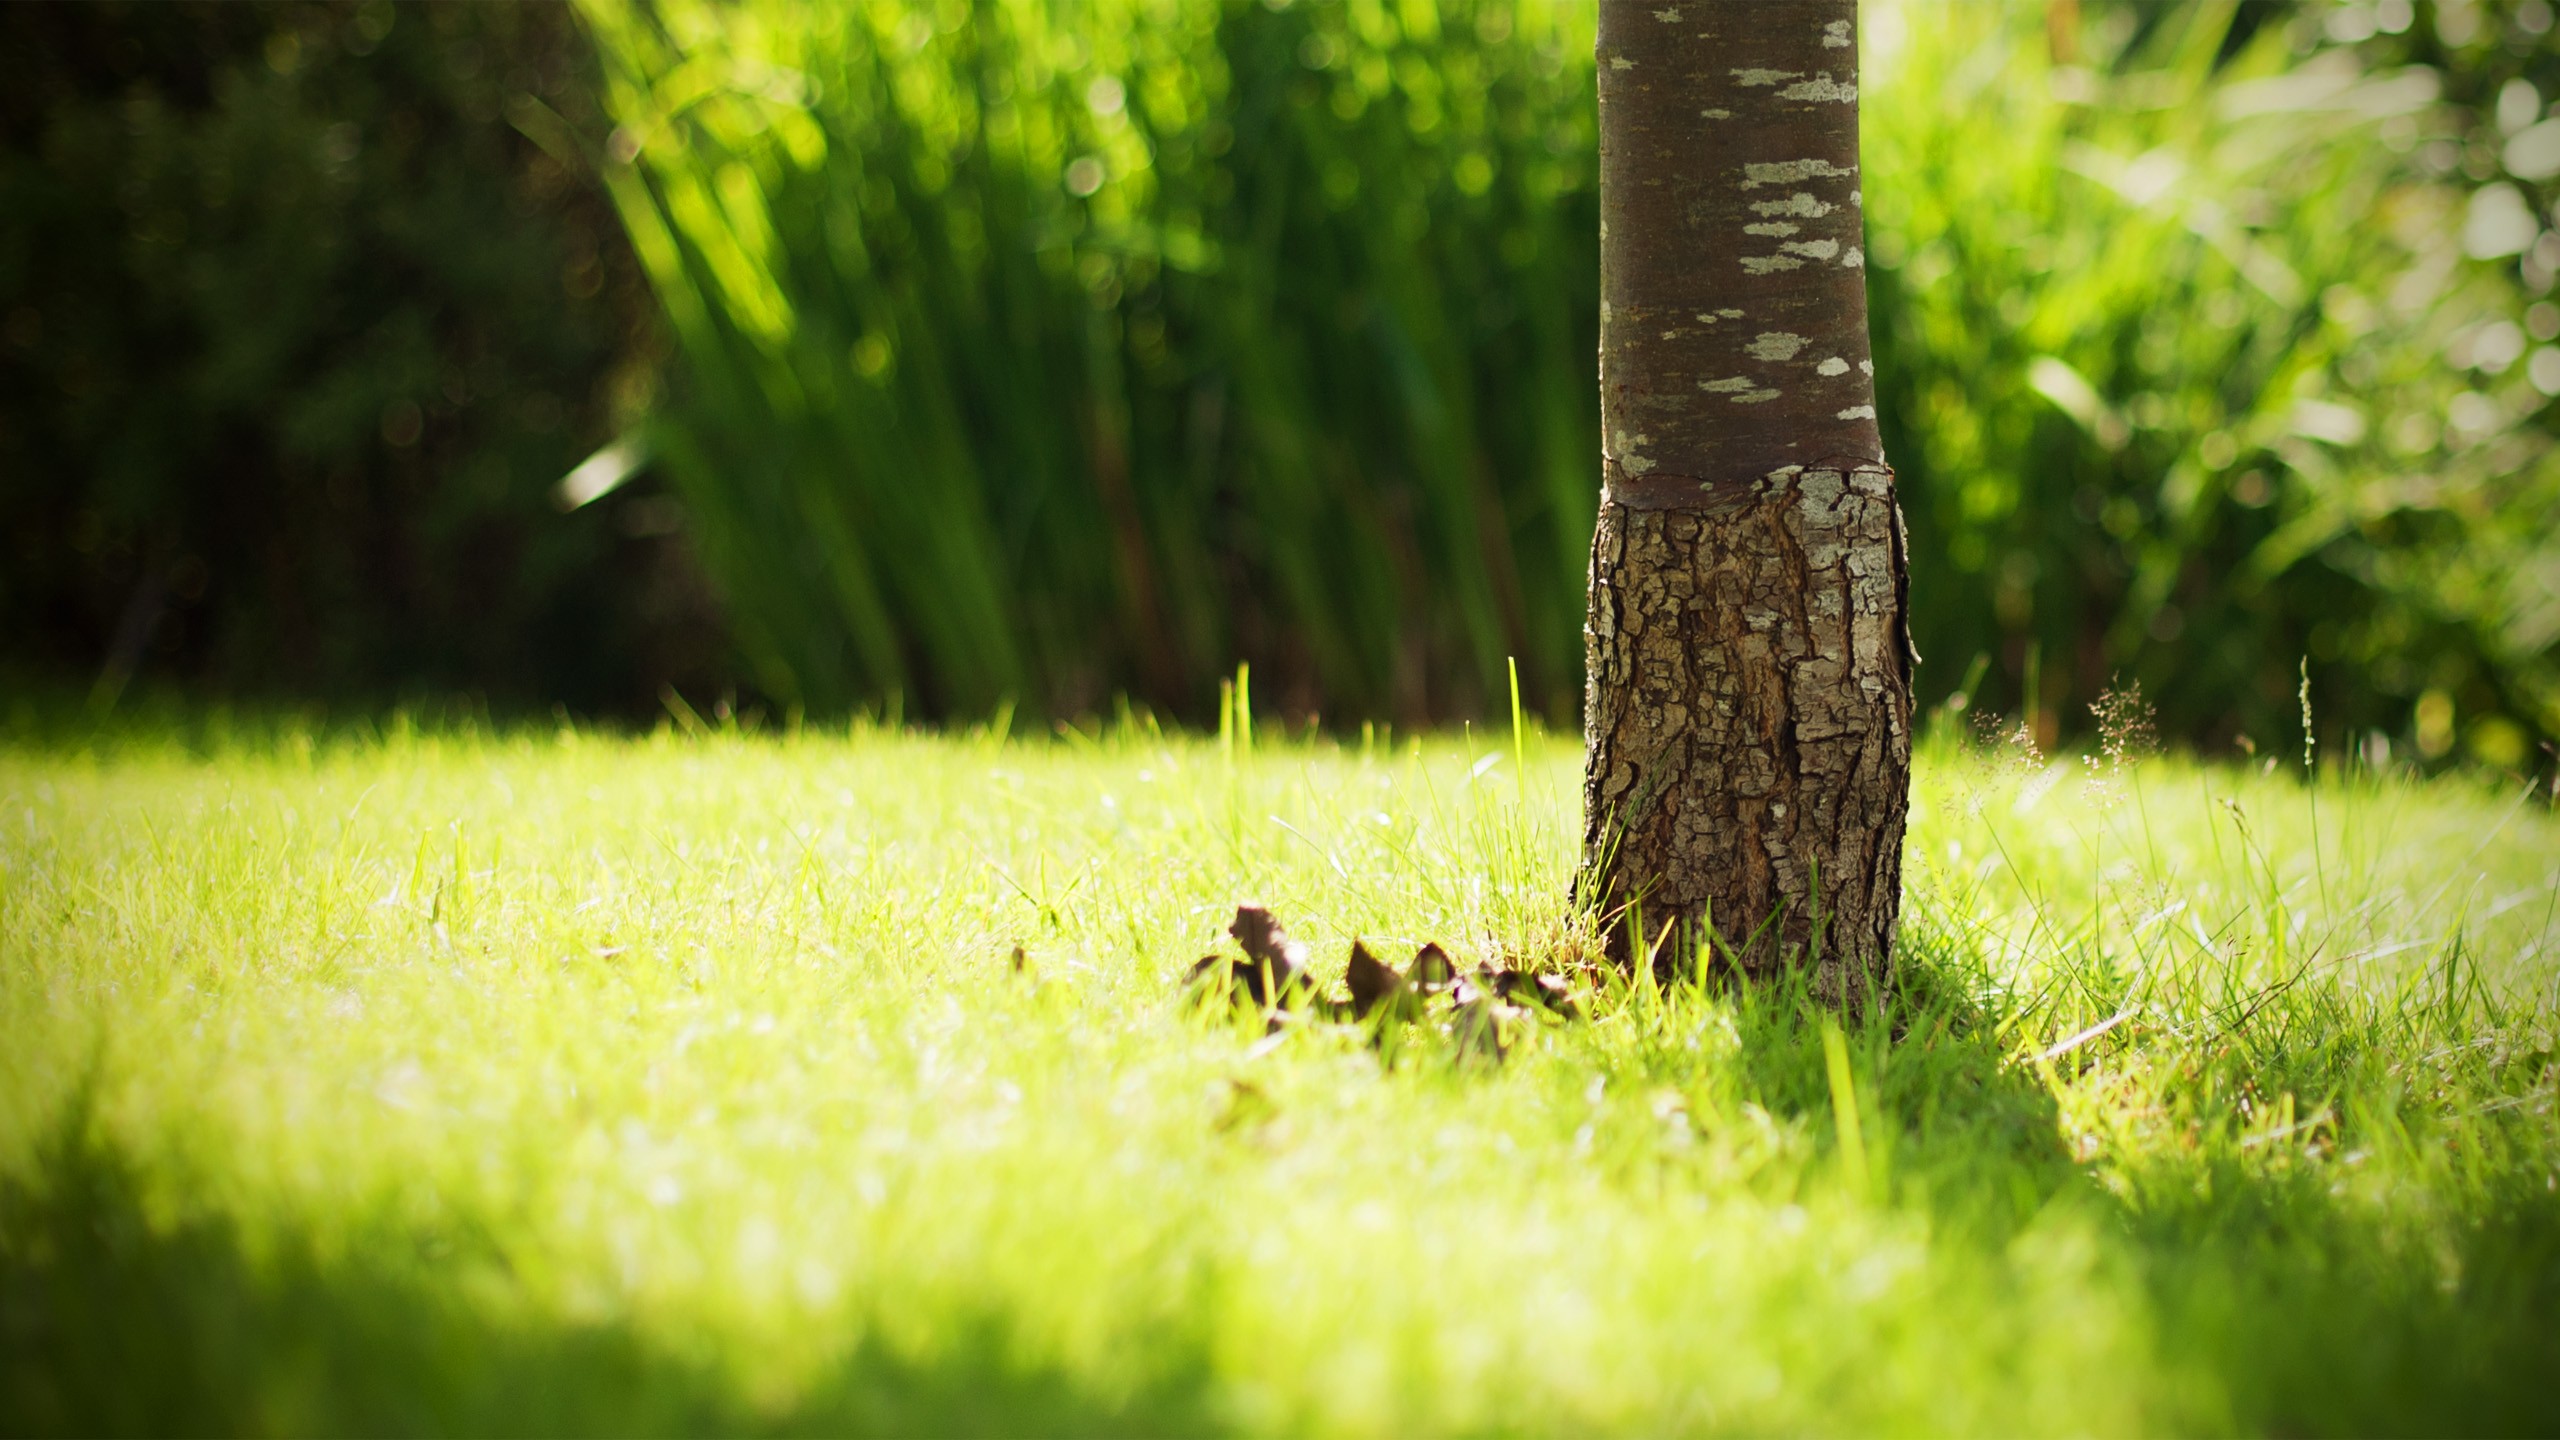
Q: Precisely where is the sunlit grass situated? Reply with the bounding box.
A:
[2,716,2555,1434]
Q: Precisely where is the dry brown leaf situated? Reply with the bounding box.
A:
[1448,998,1529,1063]
[1345,939,1408,1019]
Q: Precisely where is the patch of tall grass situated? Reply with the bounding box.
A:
[580,0,1597,724]
[581,0,2555,757]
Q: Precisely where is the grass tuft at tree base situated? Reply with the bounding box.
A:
[2,714,2555,1435]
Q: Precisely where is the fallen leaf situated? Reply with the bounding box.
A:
[1474,966,1586,1020]
[1448,998,1529,1063]
[1345,939,1408,1019]
[1228,904,1313,1003]
[1230,903,1308,966]
[1531,971,1584,1019]
[1183,952,1246,1009]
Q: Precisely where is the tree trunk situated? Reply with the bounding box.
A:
[1579,0,1912,1006]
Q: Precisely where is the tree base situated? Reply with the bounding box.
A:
[1577,464,1913,1007]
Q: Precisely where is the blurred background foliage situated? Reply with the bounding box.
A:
[579,0,1599,724]
[0,1,728,715]
[1865,0,2560,764]
[6,0,2558,766]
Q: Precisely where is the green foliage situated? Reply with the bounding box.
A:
[1867,0,2560,764]
[10,0,2555,756]
[586,0,2559,756]
[3,718,2555,1432]
[582,0,1599,722]
[0,2,717,714]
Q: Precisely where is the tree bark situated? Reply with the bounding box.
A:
[1579,0,1912,1006]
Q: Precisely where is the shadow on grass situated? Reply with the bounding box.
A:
[2121,1151,2560,1437]
[0,1099,1225,1438]
[1682,933,2086,1226]
[1693,937,2560,1436]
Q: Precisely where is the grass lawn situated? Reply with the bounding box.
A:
[3,711,2556,1435]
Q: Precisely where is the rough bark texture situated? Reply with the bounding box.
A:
[1580,0,1912,1005]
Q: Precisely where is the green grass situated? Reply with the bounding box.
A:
[2,712,2556,1435]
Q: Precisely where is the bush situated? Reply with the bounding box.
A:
[0,1,724,716]
[1865,1,2560,763]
